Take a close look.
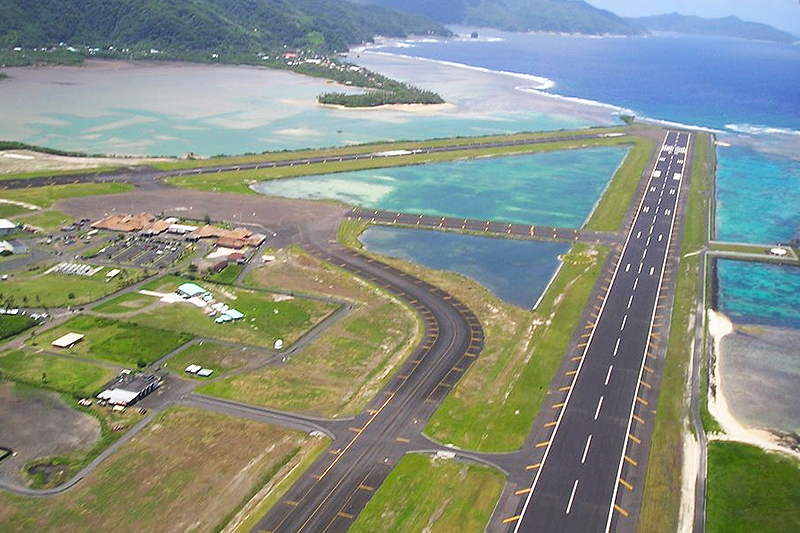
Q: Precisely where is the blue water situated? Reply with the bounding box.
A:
[375,29,800,133]
[360,226,569,308]
[716,259,800,329]
[252,147,627,227]
[716,145,800,244]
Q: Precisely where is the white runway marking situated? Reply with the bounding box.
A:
[581,435,593,464]
[566,479,580,514]
[594,396,604,420]
[605,365,613,386]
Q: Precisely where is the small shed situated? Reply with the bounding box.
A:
[51,332,85,349]
[177,282,209,299]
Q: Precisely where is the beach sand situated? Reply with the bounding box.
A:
[706,309,800,458]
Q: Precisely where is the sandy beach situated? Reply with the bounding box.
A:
[706,309,800,458]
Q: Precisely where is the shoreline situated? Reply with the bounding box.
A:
[318,102,455,114]
[706,309,800,458]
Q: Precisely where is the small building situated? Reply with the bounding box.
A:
[168,223,199,235]
[0,241,14,255]
[228,252,245,264]
[185,364,201,374]
[51,332,85,349]
[0,219,18,236]
[212,260,228,273]
[197,368,213,377]
[222,308,244,321]
[176,282,209,299]
[97,373,159,406]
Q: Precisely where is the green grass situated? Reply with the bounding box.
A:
[0,266,145,307]
[0,182,133,208]
[166,135,640,195]
[162,341,255,380]
[29,315,192,368]
[91,291,156,314]
[349,454,505,533]
[424,244,607,452]
[0,203,32,218]
[14,210,74,232]
[0,349,114,397]
[707,441,800,533]
[585,136,656,232]
[638,132,713,533]
[0,314,36,340]
[203,263,243,284]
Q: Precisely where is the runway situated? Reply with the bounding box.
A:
[507,130,691,532]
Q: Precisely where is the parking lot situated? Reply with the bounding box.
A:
[89,235,192,269]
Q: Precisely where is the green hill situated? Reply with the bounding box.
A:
[628,13,798,43]
[359,0,642,35]
[0,0,449,55]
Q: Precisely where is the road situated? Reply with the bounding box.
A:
[508,130,691,532]
[249,237,485,533]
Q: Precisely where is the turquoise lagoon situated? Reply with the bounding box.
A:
[252,147,627,228]
[360,226,569,308]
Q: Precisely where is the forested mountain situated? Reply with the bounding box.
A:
[0,0,449,54]
[358,0,641,35]
[628,13,798,43]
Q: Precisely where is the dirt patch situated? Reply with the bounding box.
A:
[0,382,100,486]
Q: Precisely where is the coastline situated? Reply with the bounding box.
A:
[318,102,455,114]
[706,309,800,458]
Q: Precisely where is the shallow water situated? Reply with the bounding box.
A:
[252,147,627,228]
[721,324,800,435]
[360,226,569,308]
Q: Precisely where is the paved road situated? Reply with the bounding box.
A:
[348,208,620,246]
[504,131,690,532]
[250,237,484,533]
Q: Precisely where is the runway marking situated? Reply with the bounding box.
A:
[515,488,532,496]
[358,484,374,491]
[614,504,630,517]
[643,365,654,373]
[525,463,541,470]
[613,337,621,356]
[348,427,363,433]
[503,515,522,524]
[605,365,613,386]
[581,434,593,464]
[627,294,634,309]
[284,500,299,506]
[633,414,646,424]
[565,479,579,514]
[395,437,410,443]
[619,478,633,491]
[337,512,354,519]
[594,396,604,420]
[571,356,582,362]
[544,421,557,428]
[624,455,638,466]
[552,402,565,409]
[628,433,642,444]
[639,380,652,389]
[620,315,628,331]
[558,386,571,392]
[633,278,639,291]
[565,370,577,376]
[535,441,550,448]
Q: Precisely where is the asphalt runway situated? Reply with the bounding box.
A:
[508,131,691,532]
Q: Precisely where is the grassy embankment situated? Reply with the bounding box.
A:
[349,454,505,533]
[707,441,800,533]
[165,132,638,195]
[198,247,422,417]
[29,315,192,368]
[637,132,712,532]
[0,408,324,533]
[340,218,607,452]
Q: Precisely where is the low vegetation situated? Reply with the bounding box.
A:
[349,454,505,533]
[0,349,114,398]
[0,182,133,207]
[199,247,421,416]
[707,442,800,533]
[0,314,36,340]
[0,408,321,533]
[162,341,258,380]
[29,315,192,368]
[14,210,74,232]
[638,132,712,532]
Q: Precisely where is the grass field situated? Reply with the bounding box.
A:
[707,441,800,533]
[0,408,320,533]
[422,243,608,452]
[199,248,421,416]
[638,132,713,533]
[0,266,144,308]
[585,136,655,232]
[127,282,337,349]
[0,314,36,340]
[0,182,133,208]
[166,135,640,195]
[29,315,192,368]
[0,203,32,218]
[0,349,114,397]
[203,263,243,284]
[162,341,258,380]
[14,210,74,232]
[91,291,157,314]
[349,454,505,533]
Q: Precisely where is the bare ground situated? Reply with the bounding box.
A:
[0,382,100,486]
[0,150,170,175]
